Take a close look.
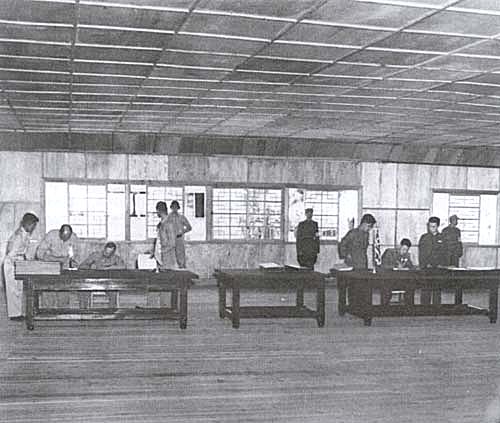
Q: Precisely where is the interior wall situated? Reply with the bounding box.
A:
[1,151,499,283]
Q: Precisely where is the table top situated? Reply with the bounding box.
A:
[332,268,500,279]
[214,268,326,287]
[17,269,199,281]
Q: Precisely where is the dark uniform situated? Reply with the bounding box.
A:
[381,248,414,270]
[441,225,463,267]
[338,228,369,269]
[296,219,320,269]
[418,232,447,304]
[380,248,414,305]
[418,232,446,269]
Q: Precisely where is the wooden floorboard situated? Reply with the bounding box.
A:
[1,287,500,422]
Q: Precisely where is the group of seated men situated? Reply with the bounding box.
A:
[3,199,193,320]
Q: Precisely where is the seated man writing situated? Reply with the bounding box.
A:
[79,242,125,270]
[380,238,414,305]
[79,242,125,308]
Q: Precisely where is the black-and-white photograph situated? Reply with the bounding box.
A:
[1,0,500,421]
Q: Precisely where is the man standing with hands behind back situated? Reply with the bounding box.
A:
[441,215,463,267]
[295,208,320,270]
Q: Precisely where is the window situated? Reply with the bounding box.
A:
[432,192,498,244]
[45,182,126,240]
[212,188,282,240]
[130,184,206,241]
[287,188,359,242]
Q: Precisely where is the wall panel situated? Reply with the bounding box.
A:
[396,209,430,254]
[467,167,500,191]
[463,247,497,268]
[248,159,285,184]
[208,156,247,182]
[43,152,85,179]
[0,152,42,201]
[361,162,397,208]
[322,160,360,186]
[363,209,396,246]
[86,153,127,180]
[168,155,208,182]
[128,154,168,181]
[430,165,467,190]
[397,164,431,208]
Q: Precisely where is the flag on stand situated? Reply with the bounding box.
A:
[373,226,382,268]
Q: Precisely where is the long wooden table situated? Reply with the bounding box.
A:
[334,269,499,326]
[17,269,198,330]
[214,268,326,328]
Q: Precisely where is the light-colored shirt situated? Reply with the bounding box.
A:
[36,230,80,264]
[79,251,125,270]
[158,213,191,249]
[6,227,31,260]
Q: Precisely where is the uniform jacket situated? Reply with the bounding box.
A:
[418,232,446,269]
[338,228,369,269]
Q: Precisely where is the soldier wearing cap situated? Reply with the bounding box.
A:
[295,208,320,269]
[441,215,463,267]
[338,213,377,269]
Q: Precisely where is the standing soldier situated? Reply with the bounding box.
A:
[338,214,377,269]
[157,200,192,269]
[3,213,39,320]
[295,208,320,269]
[441,215,463,267]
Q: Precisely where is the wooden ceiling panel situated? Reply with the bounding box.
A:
[0,42,71,58]
[0,24,72,43]
[196,0,324,19]
[182,14,287,39]
[224,70,299,84]
[166,34,265,55]
[78,28,170,48]
[260,43,353,61]
[319,62,396,78]
[426,55,500,72]
[374,32,480,53]
[158,50,245,69]
[281,23,392,46]
[308,1,432,28]
[0,0,75,24]
[0,70,71,82]
[410,10,500,36]
[75,45,161,63]
[346,49,438,66]
[79,5,186,31]
[74,61,153,76]
[150,66,229,80]
[240,57,321,74]
[0,57,70,72]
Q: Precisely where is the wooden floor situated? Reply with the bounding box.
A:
[1,286,500,423]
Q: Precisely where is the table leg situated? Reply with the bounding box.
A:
[489,285,498,324]
[316,285,325,327]
[455,287,463,305]
[79,292,90,309]
[218,284,226,319]
[232,283,240,329]
[338,279,347,316]
[25,278,34,331]
[421,289,431,305]
[405,289,415,306]
[170,289,178,310]
[296,284,304,308]
[432,289,442,305]
[108,292,118,308]
[179,287,188,329]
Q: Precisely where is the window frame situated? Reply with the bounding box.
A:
[432,189,500,247]
[44,178,127,241]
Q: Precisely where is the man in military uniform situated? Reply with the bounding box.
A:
[418,216,447,304]
[79,242,125,270]
[295,208,320,269]
[381,238,414,305]
[441,215,463,267]
[3,213,39,320]
[338,213,377,269]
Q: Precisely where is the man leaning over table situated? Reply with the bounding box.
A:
[3,213,39,320]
